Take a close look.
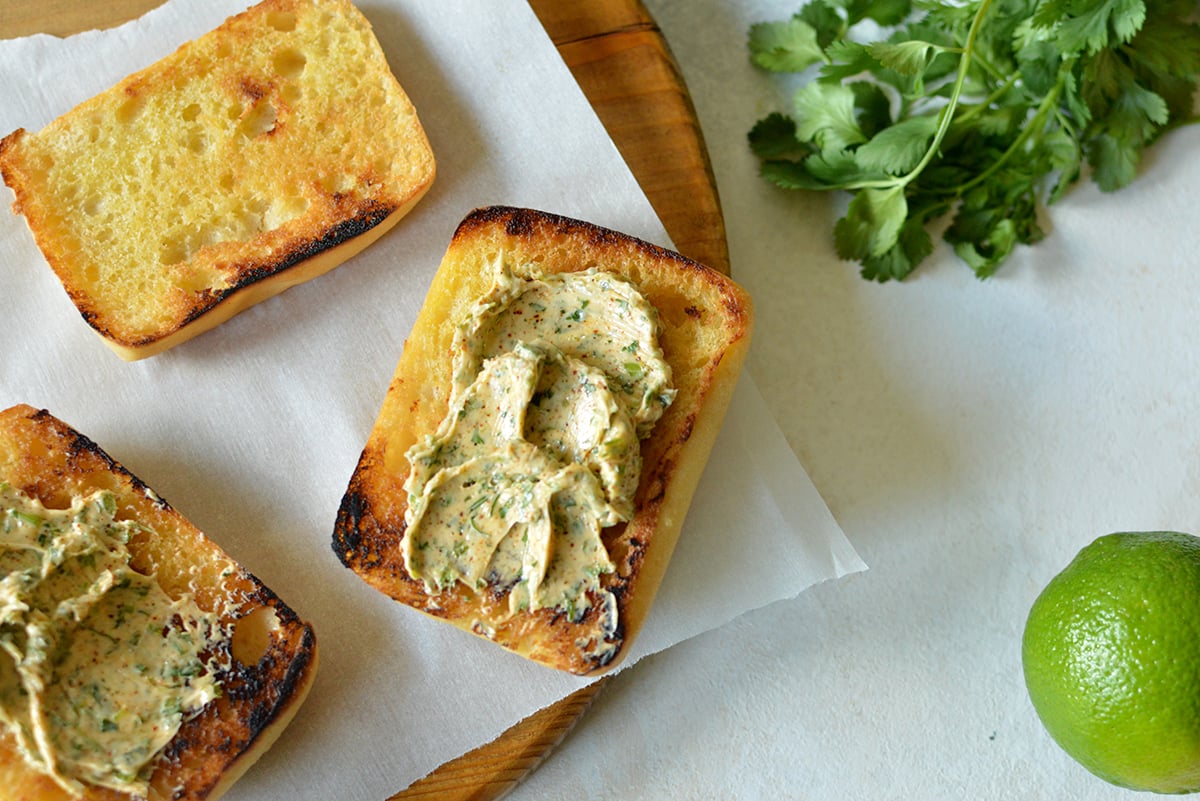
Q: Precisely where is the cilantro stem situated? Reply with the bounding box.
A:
[897,0,995,186]
[966,47,1007,85]
[953,72,1064,197]
[817,0,998,194]
[953,71,1021,126]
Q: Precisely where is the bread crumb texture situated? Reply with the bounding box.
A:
[0,0,434,354]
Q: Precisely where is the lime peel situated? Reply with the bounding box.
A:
[1023,531,1200,794]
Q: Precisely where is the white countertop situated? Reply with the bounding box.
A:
[511,1,1200,798]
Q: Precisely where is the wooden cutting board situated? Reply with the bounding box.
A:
[0,1,728,798]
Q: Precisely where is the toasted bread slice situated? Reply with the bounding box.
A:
[0,0,435,360]
[333,206,753,675]
[0,404,318,800]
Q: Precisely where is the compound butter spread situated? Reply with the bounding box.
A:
[403,259,675,626]
[0,483,227,797]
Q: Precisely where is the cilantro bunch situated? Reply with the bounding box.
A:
[748,0,1200,280]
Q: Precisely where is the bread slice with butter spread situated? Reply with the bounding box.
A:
[0,404,318,800]
[333,206,753,675]
[0,0,435,361]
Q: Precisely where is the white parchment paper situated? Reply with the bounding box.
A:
[0,1,864,797]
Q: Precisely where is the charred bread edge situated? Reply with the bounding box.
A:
[198,635,318,801]
[333,205,753,675]
[99,189,429,362]
[0,403,319,799]
[0,160,433,362]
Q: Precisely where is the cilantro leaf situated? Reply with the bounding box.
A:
[803,149,888,185]
[759,160,830,191]
[1126,13,1200,79]
[946,176,1042,278]
[868,40,942,76]
[850,81,894,139]
[845,0,914,26]
[854,115,939,175]
[1088,131,1139,191]
[749,17,826,73]
[1016,39,1062,96]
[1041,127,1082,202]
[748,113,810,160]
[834,186,908,260]
[952,219,1018,278]
[798,0,848,48]
[821,41,882,82]
[1104,77,1169,143]
[1039,0,1147,55]
[860,215,935,281]
[793,81,869,151]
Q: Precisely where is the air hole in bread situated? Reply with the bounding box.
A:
[319,171,356,194]
[22,437,50,463]
[81,193,102,216]
[176,265,222,293]
[159,191,307,267]
[266,11,297,32]
[238,100,278,138]
[116,95,146,125]
[181,103,202,122]
[200,224,226,248]
[273,48,307,79]
[186,129,208,154]
[265,195,309,229]
[622,265,646,285]
[653,294,697,328]
[160,233,191,266]
[149,154,168,178]
[219,172,235,191]
[230,605,280,666]
[281,82,303,106]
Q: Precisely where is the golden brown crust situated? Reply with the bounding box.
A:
[0,404,318,801]
[333,206,753,674]
[0,0,435,360]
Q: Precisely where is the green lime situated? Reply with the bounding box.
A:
[1023,531,1200,794]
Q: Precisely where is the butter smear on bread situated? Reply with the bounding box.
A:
[0,484,229,797]
[403,259,675,637]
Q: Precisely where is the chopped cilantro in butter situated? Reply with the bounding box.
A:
[402,259,675,625]
[0,483,227,796]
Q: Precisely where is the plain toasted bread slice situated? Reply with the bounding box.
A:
[0,0,435,360]
[0,404,318,800]
[333,206,753,675]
